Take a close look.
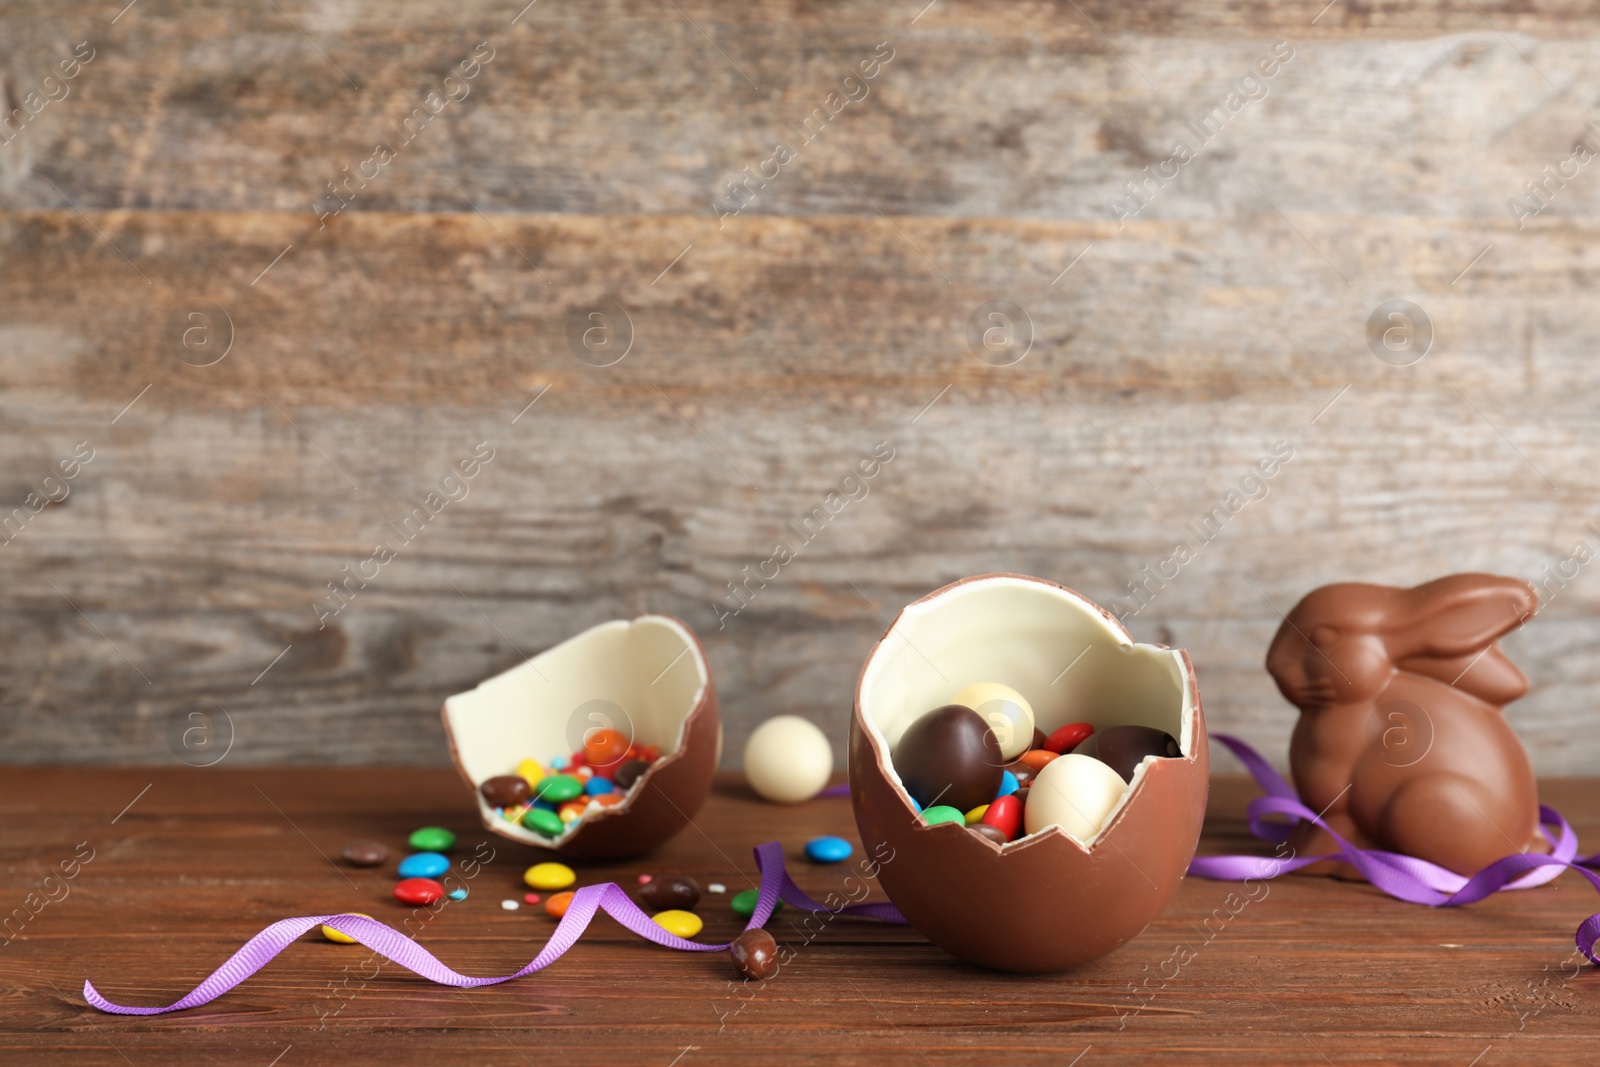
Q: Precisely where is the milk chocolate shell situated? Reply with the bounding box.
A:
[442,614,720,860]
[850,574,1209,973]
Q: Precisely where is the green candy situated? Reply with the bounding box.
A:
[521,808,564,837]
[730,889,783,921]
[407,826,456,851]
[535,774,583,802]
[920,805,965,827]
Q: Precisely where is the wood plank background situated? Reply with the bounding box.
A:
[3,1,1600,769]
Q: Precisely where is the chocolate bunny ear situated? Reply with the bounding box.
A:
[1392,574,1537,659]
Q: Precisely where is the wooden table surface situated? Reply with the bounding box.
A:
[3,769,1598,1065]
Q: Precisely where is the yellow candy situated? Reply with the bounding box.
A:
[964,804,990,826]
[652,909,703,938]
[524,862,576,890]
[517,758,544,787]
[320,914,373,944]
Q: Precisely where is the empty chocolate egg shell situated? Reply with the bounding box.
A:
[850,573,1209,972]
[442,614,721,860]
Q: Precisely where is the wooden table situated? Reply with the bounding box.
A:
[2,768,1596,1065]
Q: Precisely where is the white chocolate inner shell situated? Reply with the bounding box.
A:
[444,615,708,846]
[859,575,1194,847]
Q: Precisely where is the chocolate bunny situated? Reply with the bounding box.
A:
[1265,574,1539,878]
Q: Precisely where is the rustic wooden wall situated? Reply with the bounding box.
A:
[3,1,1598,772]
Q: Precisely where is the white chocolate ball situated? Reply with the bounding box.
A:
[1024,754,1128,841]
[744,715,833,804]
[951,682,1035,761]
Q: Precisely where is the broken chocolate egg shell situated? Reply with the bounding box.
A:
[442,614,720,860]
[850,573,1209,973]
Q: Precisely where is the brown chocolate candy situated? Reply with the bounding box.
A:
[730,927,780,980]
[892,704,1004,813]
[340,840,389,867]
[479,774,531,808]
[969,822,1008,846]
[640,872,701,911]
[612,759,650,789]
[1073,725,1181,784]
[1010,786,1029,809]
[1004,761,1036,787]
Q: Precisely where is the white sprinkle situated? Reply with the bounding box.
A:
[708,883,726,894]
[501,900,520,911]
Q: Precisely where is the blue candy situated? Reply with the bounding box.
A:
[997,770,1019,798]
[910,796,923,813]
[447,888,467,901]
[804,835,854,864]
[548,755,569,770]
[397,852,450,879]
[585,777,615,796]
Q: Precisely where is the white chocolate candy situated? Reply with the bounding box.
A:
[744,715,833,803]
[951,682,1035,761]
[1023,753,1128,841]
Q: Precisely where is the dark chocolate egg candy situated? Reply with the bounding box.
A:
[1072,725,1181,783]
[892,704,1004,813]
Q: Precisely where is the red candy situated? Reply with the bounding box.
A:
[1044,722,1094,754]
[393,878,445,905]
[981,794,1023,841]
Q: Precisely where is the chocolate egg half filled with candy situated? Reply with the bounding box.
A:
[442,615,720,859]
[850,573,1208,973]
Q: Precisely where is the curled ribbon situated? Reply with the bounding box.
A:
[1189,732,1600,963]
[85,841,906,1015]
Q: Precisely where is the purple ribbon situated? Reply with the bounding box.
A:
[84,841,905,1015]
[1190,732,1600,964]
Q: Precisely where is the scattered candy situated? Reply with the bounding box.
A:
[524,862,576,891]
[997,770,1019,797]
[397,852,450,879]
[557,799,589,824]
[320,914,372,943]
[641,873,701,911]
[744,715,833,804]
[448,888,468,901]
[730,928,780,980]
[548,755,569,771]
[1072,725,1181,783]
[516,758,544,786]
[480,774,532,808]
[613,759,649,789]
[524,893,541,905]
[892,704,1003,812]
[970,822,1008,846]
[407,827,456,852]
[920,804,966,827]
[963,805,989,826]
[393,878,445,905]
[951,682,1035,761]
[652,910,703,938]
[1016,749,1059,772]
[570,764,594,782]
[521,807,564,837]
[340,840,389,867]
[545,890,575,918]
[583,728,631,769]
[585,777,615,796]
[731,889,783,920]
[638,873,654,885]
[501,899,520,911]
[1024,753,1126,839]
[804,836,853,863]
[1044,722,1095,755]
[708,883,726,893]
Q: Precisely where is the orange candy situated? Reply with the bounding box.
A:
[583,729,631,768]
[1017,749,1059,771]
[558,799,589,824]
[545,890,575,918]
[571,765,595,782]
[593,793,625,808]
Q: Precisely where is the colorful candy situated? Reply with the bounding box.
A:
[393,878,446,905]
[545,890,575,918]
[583,728,631,769]
[804,836,853,863]
[521,807,564,837]
[963,805,989,825]
[585,777,615,796]
[320,914,373,943]
[407,827,455,852]
[396,852,449,879]
[613,759,649,789]
[730,928,780,979]
[981,794,1022,841]
[524,893,541,905]
[501,899,520,911]
[920,804,966,827]
[448,888,467,901]
[1043,722,1094,754]
[516,758,544,786]
[731,889,783,919]
[340,840,389,867]
[970,822,1008,846]
[480,774,531,807]
[652,910,703,938]
[1016,749,1058,772]
[557,799,589,824]
[524,862,576,890]
[535,774,583,803]
[997,770,1019,796]
[640,873,701,911]
[951,682,1036,761]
